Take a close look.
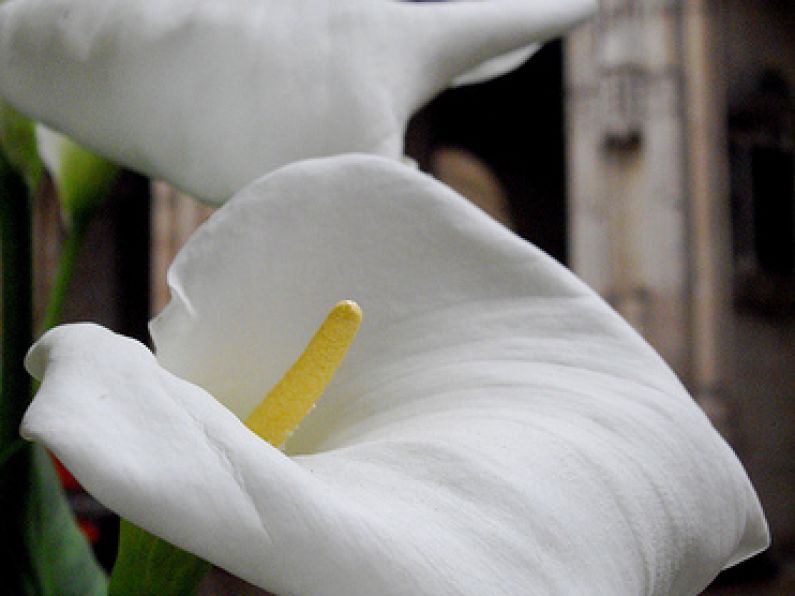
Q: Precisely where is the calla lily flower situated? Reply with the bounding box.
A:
[411,0,538,88]
[36,126,119,224]
[0,0,595,203]
[452,44,539,86]
[22,155,767,594]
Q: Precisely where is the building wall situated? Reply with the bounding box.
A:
[565,0,691,377]
[566,0,795,558]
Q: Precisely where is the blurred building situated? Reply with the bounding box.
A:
[566,0,795,568]
[404,0,794,584]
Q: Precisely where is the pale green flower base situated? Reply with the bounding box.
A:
[109,521,209,596]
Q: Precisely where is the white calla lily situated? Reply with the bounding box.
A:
[453,45,540,86]
[0,0,594,203]
[404,0,541,87]
[23,155,767,594]
[403,0,540,88]
[36,125,119,223]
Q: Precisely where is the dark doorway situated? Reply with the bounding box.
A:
[406,41,568,264]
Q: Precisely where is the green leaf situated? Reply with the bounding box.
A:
[0,102,43,191]
[2,154,107,596]
[59,139,118,220]
[109,520,210,596]
[38,129,119,224]
[0,443,108,596]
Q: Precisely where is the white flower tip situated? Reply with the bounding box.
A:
[21,326,69,442]
[24,323,107,381]
[24,336,49,385]
[34,124,64,181]
[733,490,772,566]
[399,0,597,107]
[21,323,153,442]
[452,45,541,87]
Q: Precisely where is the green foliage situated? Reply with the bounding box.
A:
[1,154,107,596]
[0,444,109,596]
[56,137,119,224]
[109,520,210,596]
[0,102,43,190]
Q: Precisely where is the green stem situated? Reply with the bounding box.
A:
[42,215,90,332]
[109,521,210,596]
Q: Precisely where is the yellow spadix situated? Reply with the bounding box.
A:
[244,301,362,447]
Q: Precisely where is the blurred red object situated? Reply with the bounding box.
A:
[78,519,101,544]
[52,452,81,490]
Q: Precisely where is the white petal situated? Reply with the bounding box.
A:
[23,324,330,595]
[148,154,766,592]
[393,0,540,87]
[24,319,767,595]
[0,0,595,203]
[452,44,540,86]
[34,124,65,182]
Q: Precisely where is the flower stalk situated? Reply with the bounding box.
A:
[41,215,89,332]
[109,520,210,596]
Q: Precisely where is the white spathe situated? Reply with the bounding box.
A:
[453,44,540,86]
[34,124,119,224]
[34,126,66,185]
[23,156,767,595]
[394,0,542,88]
[0,0,594,204]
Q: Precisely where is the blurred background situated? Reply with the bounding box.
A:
[30,0,793,593]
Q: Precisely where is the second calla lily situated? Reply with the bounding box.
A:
[22,156,767,594]
[0,0,595,203]
[36,126,119,225]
